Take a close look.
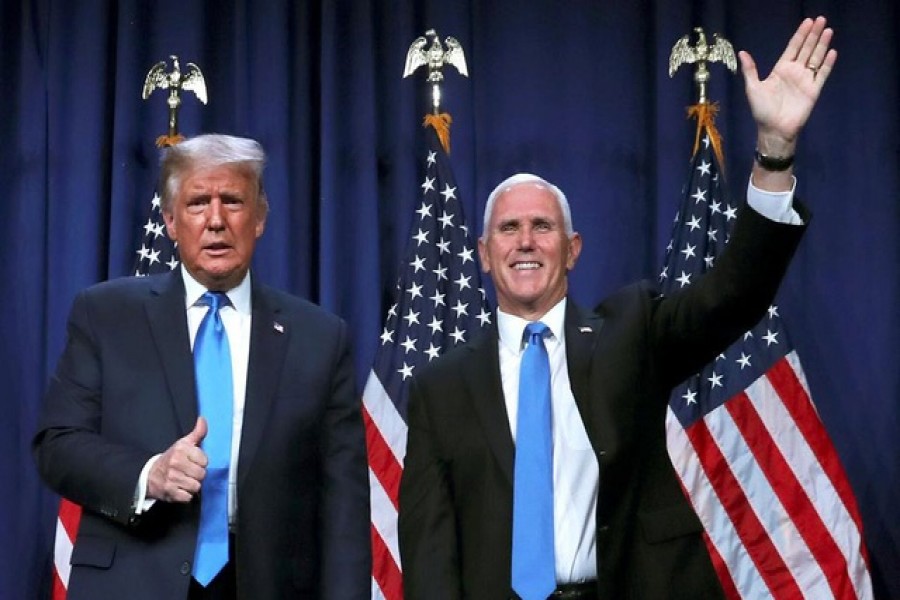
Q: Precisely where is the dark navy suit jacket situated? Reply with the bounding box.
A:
[34,270,371,599]
[399,204,808,599]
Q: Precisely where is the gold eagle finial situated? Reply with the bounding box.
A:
[403,29,468,115]
[142,56,208,147]
[669,28,736,104]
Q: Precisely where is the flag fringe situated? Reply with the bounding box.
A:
[687,102,726,173]
[423,113,452,154]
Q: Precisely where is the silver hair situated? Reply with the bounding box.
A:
[481,172,574,238]
[158,133,268,215]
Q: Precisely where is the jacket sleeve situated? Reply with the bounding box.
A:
[650,201,810,388]
[399,375,463,600]
[318,319,373,599]
[32,289,154,526]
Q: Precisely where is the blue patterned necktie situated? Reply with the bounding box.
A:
[512,321,556,600]
[192,291,234,586]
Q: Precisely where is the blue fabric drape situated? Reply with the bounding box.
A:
[2,1,897,598]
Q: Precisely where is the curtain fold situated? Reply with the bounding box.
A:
[2,1,897,597]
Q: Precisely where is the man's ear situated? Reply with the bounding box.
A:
[163,211,177,241]
[566,232,582,271]
[255,213,266,238]
[478,237,491,274]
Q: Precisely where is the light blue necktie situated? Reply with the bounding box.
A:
[512,321,556,600]
[192,291,233,586]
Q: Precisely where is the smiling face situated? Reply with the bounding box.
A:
[478,182,582,320]
[163,164,266,291]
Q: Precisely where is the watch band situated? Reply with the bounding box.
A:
[754,148,795,171]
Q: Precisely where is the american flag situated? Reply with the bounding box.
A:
[363,121,491,599]
[132,192,180,275]
[51,191,178,599]
[660,121,873,599]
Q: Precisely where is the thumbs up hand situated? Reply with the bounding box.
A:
[148,417,210,503]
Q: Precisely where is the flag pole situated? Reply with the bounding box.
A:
[142,55,208,148]
[668,27,737,167]
[663,28,872,599]
[403,29,469,153]
[366,30,487,600]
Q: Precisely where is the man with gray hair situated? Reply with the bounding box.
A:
[34,134,371,599]
[399,16,835,600]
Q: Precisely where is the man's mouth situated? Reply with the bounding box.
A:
[512,261,541,271]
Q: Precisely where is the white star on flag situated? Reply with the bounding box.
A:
[660,119,872,600]
[363,122,492,600]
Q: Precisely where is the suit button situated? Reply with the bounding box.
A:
[598,525,610,533]
[180,561,191,575]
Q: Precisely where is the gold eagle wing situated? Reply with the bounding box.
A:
[708,35,737,72]
[142,61,169,99]
[444,37,468,77]
[403,36,428,78]
[668,34,697,77]
[181,63,208,104]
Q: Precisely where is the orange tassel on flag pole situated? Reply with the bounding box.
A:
[423,113,453,154]
[687,102,726,171]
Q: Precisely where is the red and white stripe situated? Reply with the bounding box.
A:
[362,370,408,600]
[52,498,81,599]
[667,351,873,599]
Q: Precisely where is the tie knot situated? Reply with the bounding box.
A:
[201,291,230,313]
[524,321,550,344]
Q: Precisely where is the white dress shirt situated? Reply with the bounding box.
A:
[497,299,599,583]
[493,181,798,582]
[135,267,253,526]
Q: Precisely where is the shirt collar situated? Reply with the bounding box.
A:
[180,266,252,315]
[496,297,567,354]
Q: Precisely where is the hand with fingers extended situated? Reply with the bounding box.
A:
[147,417,209,503]
[739,15,838,158]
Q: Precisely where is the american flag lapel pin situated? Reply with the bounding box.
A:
[273,321,284,334]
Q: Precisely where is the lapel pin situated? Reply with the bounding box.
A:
[579,326,593,333]
[273,321,284,333]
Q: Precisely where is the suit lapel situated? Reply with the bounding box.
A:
[146,271,197,436]
[463,301,605,487]
[462,328,516,485]
[564,300,604,434]
[237,282,288,487]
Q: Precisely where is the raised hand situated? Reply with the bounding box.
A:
[739,16,837,157]
[148,417,209,503]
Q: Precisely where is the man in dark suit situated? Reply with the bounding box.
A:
[33,134,371,599]
[399,17,836,600]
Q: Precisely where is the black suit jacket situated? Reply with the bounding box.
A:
[399,204,808,599]
[34,270,371,599]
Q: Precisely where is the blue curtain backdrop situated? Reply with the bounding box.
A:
[2,1,897,598]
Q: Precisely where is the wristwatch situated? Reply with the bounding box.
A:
[754,149,794,171]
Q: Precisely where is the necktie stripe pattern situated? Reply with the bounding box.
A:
[192,291,233,586]
[512,321,556,600]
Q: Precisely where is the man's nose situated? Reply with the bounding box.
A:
[206,198,225,229]
[517,227,535,249]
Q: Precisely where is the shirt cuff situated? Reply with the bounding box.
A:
[746,176,804,225]
[133,454,161,514]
